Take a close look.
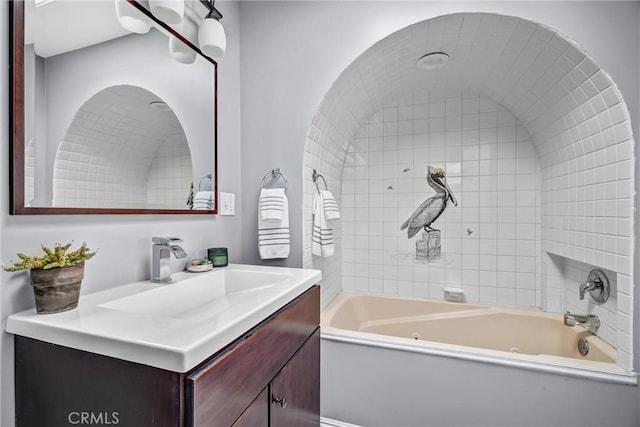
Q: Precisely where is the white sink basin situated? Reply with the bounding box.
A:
[99,268,294,320]
[6,264,321,372]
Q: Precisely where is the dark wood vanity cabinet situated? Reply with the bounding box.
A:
[231,330,320,427]
[269,328,320,426]
[232,388,269,427]
[14,285,320,427]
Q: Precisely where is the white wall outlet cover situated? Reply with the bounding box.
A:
[219,192,235,216]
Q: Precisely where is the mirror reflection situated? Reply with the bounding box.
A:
[14,0,217,213]
[49,85,194,209]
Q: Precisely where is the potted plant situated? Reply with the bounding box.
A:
[3,242,96,314]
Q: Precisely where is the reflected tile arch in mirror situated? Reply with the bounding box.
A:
[50,85,194,209]
[10,0,218,214]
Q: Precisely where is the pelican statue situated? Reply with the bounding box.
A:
[401,166,457,238]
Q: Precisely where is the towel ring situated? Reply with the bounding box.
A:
[312,169,328,193]
[261,168,288,191]
[198,173,213,191]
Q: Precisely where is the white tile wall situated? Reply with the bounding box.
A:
[543,253,619,345]
[52,85,192,209]
[302,13,634,369]
[341,95,542,306]
[146,133,193,209]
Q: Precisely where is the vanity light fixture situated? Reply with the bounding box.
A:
[170,34,197,64]
[115,0,152,34]
[149,0,185,25]
[169,20,197,64]
[198,0,225,60]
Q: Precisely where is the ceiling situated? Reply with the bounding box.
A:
[309,13,628,171]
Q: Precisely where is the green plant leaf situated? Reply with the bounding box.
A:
[3,242,96,272]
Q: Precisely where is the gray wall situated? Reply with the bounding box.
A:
[0,2,243,425]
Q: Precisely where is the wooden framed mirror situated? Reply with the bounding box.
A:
[10,0,218,214]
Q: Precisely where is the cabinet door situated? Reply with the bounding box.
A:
[187,286,319,427]
[14,336,183,427]
[270,329,320,427]
[232,388,268,427]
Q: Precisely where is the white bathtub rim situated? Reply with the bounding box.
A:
[321,328,638,386]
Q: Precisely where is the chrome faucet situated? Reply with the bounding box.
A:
[151,237,187,282]
[578,269,610,303]
[579,280,599,300]
[564,311,600,334]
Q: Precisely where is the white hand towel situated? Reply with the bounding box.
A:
[321,190,340,221]
[259,188,285,221]
[259,191,290,259]
[193,191,214,210]
[312,192,334,257]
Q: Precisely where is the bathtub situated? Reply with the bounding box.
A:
[320,292,638,427]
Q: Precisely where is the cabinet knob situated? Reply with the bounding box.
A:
[272,395,288,409]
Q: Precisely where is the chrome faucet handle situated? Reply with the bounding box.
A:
[579,280,598,300]
[579,269,610,304]
[170,245,187,259]
[152,236,183,245]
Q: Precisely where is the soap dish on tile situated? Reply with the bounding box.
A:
[444,287,465,303]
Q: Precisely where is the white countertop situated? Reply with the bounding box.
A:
[6,264,321,373]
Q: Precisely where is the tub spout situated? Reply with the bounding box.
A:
[564,311,600,334]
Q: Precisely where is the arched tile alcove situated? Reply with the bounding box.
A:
[52,85,192,209]
[302,13,634,370]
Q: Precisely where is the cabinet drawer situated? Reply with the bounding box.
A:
[186,285,319,427]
